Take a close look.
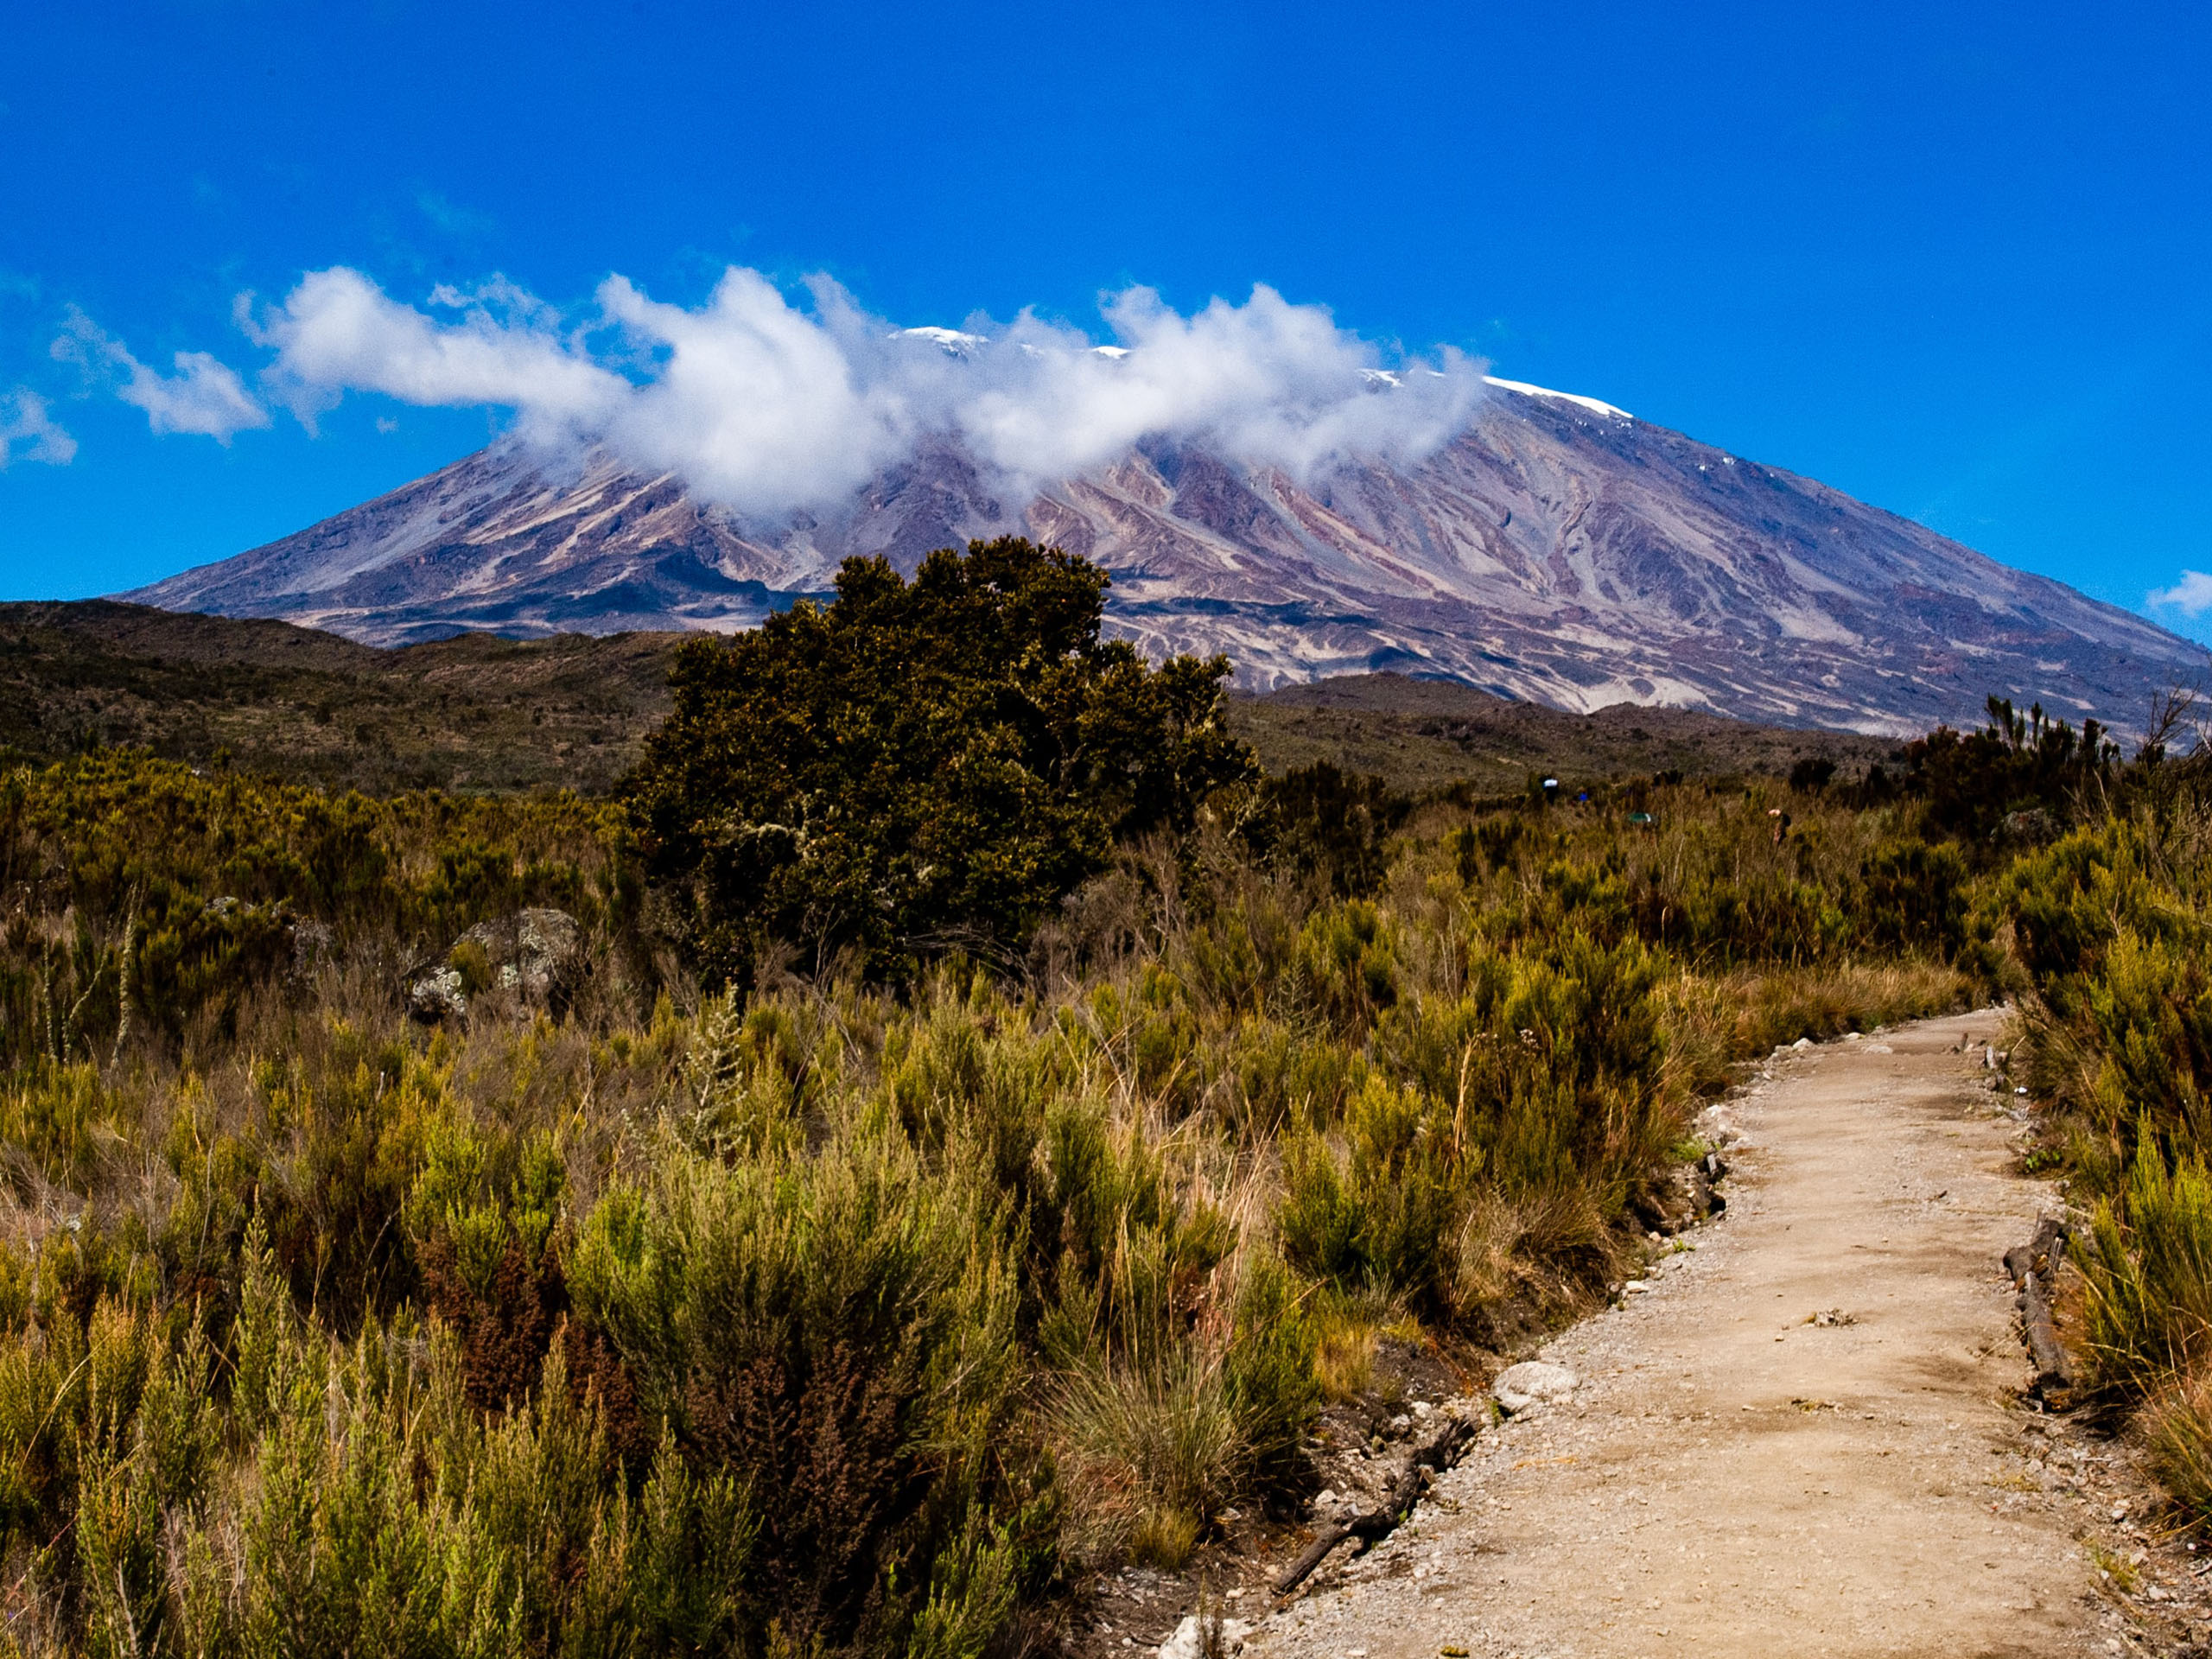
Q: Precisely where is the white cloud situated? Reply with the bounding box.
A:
[249,268,623,435]
[128,352,269,441]
[0,386,75,467]
[244,265,1489,521]
[593,268,915,512]
[2150,571,2212,617]
[51,308,270,442]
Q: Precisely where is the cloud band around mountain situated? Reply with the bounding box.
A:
[240,266,1488,520]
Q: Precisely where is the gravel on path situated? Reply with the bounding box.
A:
[1246,1011,2134,1659]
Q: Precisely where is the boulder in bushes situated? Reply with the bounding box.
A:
[406,907,582,1018]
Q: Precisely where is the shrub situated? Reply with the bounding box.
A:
[2145,1371,2212,1524]
[1997,816,2212,1173]
[2079,1135,2212,1392]
[1858,838,1973,958]
[1450,1185,1611,1327]
[1279,1074,1460,1307]
[1902,695,2119,849]
[1244,764,1410,898]
[1788,756,1836,793]
[410,1117,570,1413]
[565,1119,1037,1655]
[623,538,1253,982]
[1049,1251,1317,1564]
[1290,900,1399,1034]
[1052,1351,1241,1567]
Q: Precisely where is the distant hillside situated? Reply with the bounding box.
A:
[1229,673,1899,795]
[0,604,1910,798]
[0,602,674,794]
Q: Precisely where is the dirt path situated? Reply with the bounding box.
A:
[1249,1011,2134,1659]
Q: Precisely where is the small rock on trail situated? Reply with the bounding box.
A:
[1491,1362,1578,1415]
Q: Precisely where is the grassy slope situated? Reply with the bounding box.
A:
[0,602,677,794]
[0,604,1903,796]
[1225,673,1904,794]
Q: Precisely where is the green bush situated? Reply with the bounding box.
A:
[1901,695,2119,849]
[1243,763,1409,898]
[1280,1071,1467,1307]
[2080,1134,2212,1392]
[1858,837,1974,958]
[566,1119,1039,1656]
[623,538,1252,983]
[1997,817,2212,1164]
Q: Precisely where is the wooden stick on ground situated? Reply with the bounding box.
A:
[2004,1217,2075,1400]
[1273,1414,1480,1597]
[2003,1215,2068,1291]
[2020,1270,2074,1395]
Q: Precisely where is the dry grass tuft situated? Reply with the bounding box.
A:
[1051,1352,1243,1567]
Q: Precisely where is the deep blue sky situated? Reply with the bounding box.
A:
[3,1,2209,634]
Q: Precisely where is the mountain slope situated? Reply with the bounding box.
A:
[126,381,2200,734]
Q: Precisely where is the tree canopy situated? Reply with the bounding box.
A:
[623,537,1254,981]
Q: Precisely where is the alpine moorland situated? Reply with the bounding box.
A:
[2,538,2208,1656]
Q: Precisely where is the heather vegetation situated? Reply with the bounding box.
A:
[0,539,2177,1656]
[1980,695,2212,1515]
[0,602,677,796]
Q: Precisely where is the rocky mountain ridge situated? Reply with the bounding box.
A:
[126,380,2201,734]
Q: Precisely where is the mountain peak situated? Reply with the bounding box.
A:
[1480,375,1634,421]
[123,393,2198,735]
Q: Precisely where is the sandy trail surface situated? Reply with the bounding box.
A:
[1249,1010,2115,1659]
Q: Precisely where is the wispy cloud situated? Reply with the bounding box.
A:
[2150,571,2212,617]
[244,265,1487,521]
[51,308,270,442]
[0,387,75,467]
[415,190,495,238]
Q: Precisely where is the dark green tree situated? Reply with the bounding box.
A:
[1899,695,2118,852]
[623,537,1255,982]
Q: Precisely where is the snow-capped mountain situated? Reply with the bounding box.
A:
[124,379,2200,734]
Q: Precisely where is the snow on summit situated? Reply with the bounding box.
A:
[1483,376,1633,421]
